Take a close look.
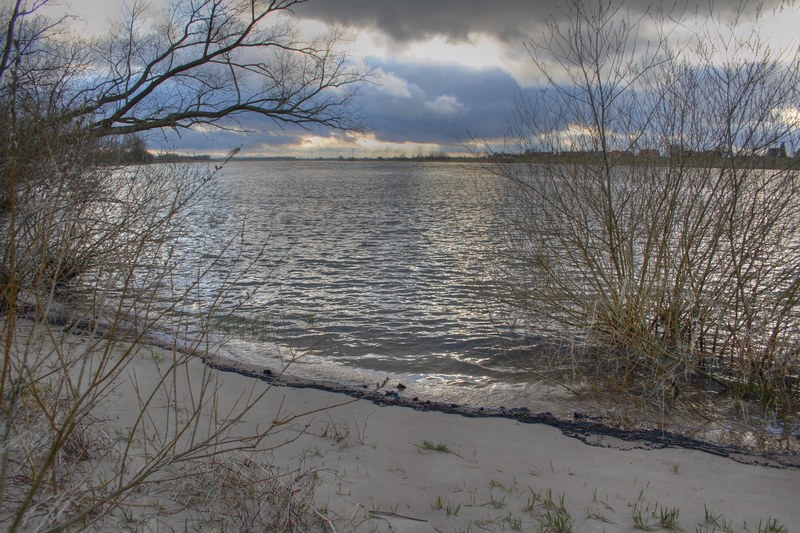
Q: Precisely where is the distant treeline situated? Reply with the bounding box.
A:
[101,136,798,167]
[95,135,214,164]
[152,152,213,163]
[231,147,800,166]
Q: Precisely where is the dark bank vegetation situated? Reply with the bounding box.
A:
[491,0,800,418]
[0,0,364,530]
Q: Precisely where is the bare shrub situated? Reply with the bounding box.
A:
[490,1,800,411]
[153,454,328,531]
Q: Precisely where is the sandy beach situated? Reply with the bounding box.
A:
[91,340,800,532]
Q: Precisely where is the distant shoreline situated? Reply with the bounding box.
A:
[163,153,800,170]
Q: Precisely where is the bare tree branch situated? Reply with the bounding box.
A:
[74,0,364,136]
[3,0,364,141]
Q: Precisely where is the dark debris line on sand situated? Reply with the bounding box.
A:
[206,359,800,469]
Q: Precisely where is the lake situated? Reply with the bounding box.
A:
[153,158,800,450]
[172,160,573,412]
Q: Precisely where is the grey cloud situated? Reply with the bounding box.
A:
[359,61,520,144]
[162,62,525,152]
[153,123,317,154]
[294,0,780,44]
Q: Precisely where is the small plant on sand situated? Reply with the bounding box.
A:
[538,489,574,532]
[703,505,734,533]
[447,502,462,517]
[432,495,445,511]
[658,505,681,530]
[757,518,788,533]
[586,488,614,524]
[632,503,656,531]
[524,488,543,512]
[431,495,462,516]
[586,503,612,524]
[319,419,351,444]
[503,512,523,530]
[631,501,681,532]
[490,479,506,490]
[419,440,454,453]
[488,493,507,509]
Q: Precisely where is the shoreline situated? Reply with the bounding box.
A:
[156,346,800,531]
[205,356,800,470]
[6,321,800,531]
[26,307,800,462]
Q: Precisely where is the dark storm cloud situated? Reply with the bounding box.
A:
[295,0,543,44]
[294,0,779,44]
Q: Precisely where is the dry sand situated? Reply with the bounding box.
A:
[94,340,800,533]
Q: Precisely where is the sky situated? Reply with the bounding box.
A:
[41,0,799,157]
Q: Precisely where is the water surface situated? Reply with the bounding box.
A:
[175,160,570,410]
[166,160,799,450]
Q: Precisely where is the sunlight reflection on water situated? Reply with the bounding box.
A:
[165,160,572,408]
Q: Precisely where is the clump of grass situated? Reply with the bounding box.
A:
[586,488,613,524]
[757,517,788,533]
[503,512,523,530]
[632,502,656,531]
[630,501,680,532]
[432,495,444,510]
[419,440,453,453]
[539,489,573,532]
[446,503,462,516]
[524,488,542,512]
[658,505,681,530]
[703,504,733,532]
[488,493,507,509]
[490,479,506,490]
[431,495,461,516]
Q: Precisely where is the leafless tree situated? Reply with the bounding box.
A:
[0,1,369,530]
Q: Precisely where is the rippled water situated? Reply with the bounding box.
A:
[154,159,800,452]
[171,160,574,411]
